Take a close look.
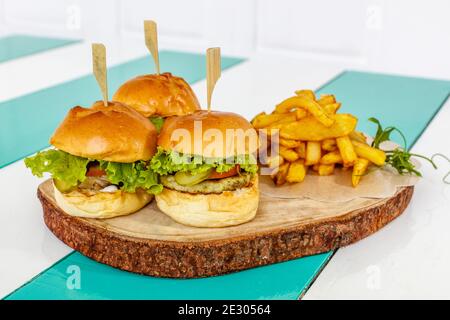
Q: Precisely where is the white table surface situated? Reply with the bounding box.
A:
[0,39,148,298]
[304,99,450,300]
[0,39,449,299]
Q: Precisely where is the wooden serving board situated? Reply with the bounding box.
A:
[38,179,413,278]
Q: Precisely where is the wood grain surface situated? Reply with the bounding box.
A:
[38,179,413,278]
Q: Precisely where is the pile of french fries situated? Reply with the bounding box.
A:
[252,90,387,187]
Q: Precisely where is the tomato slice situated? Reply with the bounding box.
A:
[86,165,106,177]
[208,165,240,179]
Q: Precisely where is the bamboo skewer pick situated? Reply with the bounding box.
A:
[206,47,221,112]
[144,20,160,74]
[92,43,108,106]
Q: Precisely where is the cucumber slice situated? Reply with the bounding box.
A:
[53,179,76,193]
[174,169,212,186]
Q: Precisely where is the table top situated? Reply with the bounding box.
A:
[1,35,449,299]
[0,34,79,64]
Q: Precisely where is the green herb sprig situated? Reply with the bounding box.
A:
[431,153,450,184]
[368,117,437,176]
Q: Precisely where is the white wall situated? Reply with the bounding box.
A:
[1,0,449,79]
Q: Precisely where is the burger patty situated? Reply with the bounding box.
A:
[160,173,253,194]
[67,176,116,196]
[78,176,110,191]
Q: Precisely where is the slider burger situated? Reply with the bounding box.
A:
[25,101,162,218]
[113,72,201,132]
[150,110,259,227]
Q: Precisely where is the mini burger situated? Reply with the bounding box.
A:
[150,110,259,227]
[112,72,201,132]
[25,101,162,218]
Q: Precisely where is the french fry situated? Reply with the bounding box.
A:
[323,102,341,114]
[295,141,306,158]
[320,150,343,165]
[351,140,386,166]
[273,96,296,113]
[252,89,379,188]
[286,159,307,183]
[321,138,337,151]
[267,113,297,128]
[336,136,357,167]
[278,114,357,141]
[251,112,265,124]
[318,164,335,176]
[274,162,289,185]
[260,127,280,138]
[317,94,336,106]
[352,158,370,187]
[295,89,316,100]
[267,154,284,168]
[349,130,367,144]
[251,112,269,128]
[305,141,321,166]
[295,108,308,120]
[251,112,296,129]
[280,146,299,162]
[279,138,302,148]
[274,96,334,127]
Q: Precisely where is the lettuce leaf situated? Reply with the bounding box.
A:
[24,149,89,188]
[149,116,165,133]
[98,160,162,194]
[24,149,162,194]
[149,147,258,175]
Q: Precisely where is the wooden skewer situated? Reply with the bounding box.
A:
[92,43,108,106]
[144,20,160,74]
[206,47,221,112]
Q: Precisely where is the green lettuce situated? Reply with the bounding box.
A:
[98,160,162,194]
[24,149,89,188]
[149,147,258,176]
[24,149,162,194]
[149,116,165,133]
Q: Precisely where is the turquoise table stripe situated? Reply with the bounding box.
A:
[319,71,450,147]
[6,252,329,300]
[4,69,450,300]
[0,35,79,63]
[299,71,450,297]
[0,51,241,169]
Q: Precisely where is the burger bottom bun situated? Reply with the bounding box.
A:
[155,175,259,228]
[53,181,153,219]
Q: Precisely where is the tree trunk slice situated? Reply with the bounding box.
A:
[38,179,413,278]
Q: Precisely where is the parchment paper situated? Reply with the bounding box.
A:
[260,139,421,203]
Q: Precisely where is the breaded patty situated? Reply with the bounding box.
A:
[160,173,253,194]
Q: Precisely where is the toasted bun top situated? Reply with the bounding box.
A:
[158,110,258,158]
[50,101,157,162]
[112,72,201,118]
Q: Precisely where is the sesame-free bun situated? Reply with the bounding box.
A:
[158,110,259,158]
[53,181,153,219]
[155,175,259,227]
[50,101,157,162]
[112,72,201,118]
[156,111,260,227]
